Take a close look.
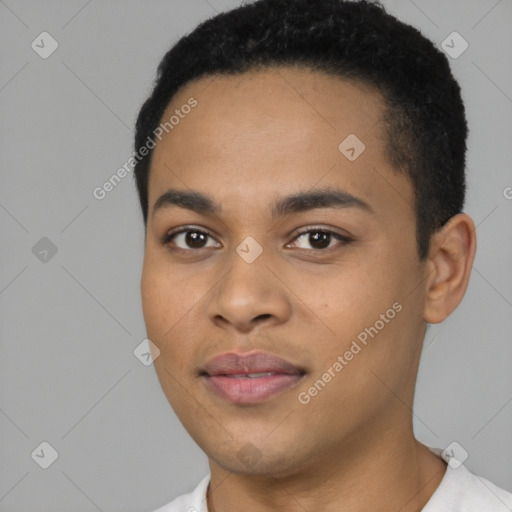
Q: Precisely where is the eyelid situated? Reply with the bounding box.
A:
[290,225,352,240]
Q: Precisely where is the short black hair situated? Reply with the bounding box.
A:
[134,0,467,260]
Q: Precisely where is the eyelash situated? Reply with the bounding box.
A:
[161,225,353,253]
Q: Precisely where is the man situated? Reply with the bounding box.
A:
[134,0,512,510]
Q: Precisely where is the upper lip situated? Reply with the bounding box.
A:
[201,351,306,376]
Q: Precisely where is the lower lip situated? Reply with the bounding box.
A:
[203,373,304,404]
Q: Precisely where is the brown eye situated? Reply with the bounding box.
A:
[289,228,352,251]
[162,229,221,250]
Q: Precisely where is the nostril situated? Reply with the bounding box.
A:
[255,313,272,321]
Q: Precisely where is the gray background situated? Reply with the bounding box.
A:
[0,0,511,510]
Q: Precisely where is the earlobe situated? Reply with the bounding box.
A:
[423,213,477,324]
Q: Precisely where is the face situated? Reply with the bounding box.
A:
[141,66,430,477]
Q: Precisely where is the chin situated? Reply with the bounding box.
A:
[214,454,299,477]
[206,438,314,479]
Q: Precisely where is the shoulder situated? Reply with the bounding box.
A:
[151,475,210,512]
[422,460,512,511]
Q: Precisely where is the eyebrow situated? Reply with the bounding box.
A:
[152,186,374,219]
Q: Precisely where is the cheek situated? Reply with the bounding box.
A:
[140,260,198,401]
[140,253,211,365]
[298,256,414,375]
[302,260,393,332]
[140,256,185,342]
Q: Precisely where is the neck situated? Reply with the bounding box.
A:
[206,430,447,512]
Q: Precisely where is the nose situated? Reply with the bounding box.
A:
[206,248,293,333]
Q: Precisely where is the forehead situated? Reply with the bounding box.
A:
[155,66,384,160]
[147,66,413,224]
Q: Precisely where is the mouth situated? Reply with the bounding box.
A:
[200,351,307,404]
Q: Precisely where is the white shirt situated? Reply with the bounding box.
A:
[152,447,512,512]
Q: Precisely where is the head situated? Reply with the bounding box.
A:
[136,0,476,477]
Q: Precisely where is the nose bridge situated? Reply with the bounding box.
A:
[207,240,292,330]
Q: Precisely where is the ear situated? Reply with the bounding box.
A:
[423,213,477,324]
